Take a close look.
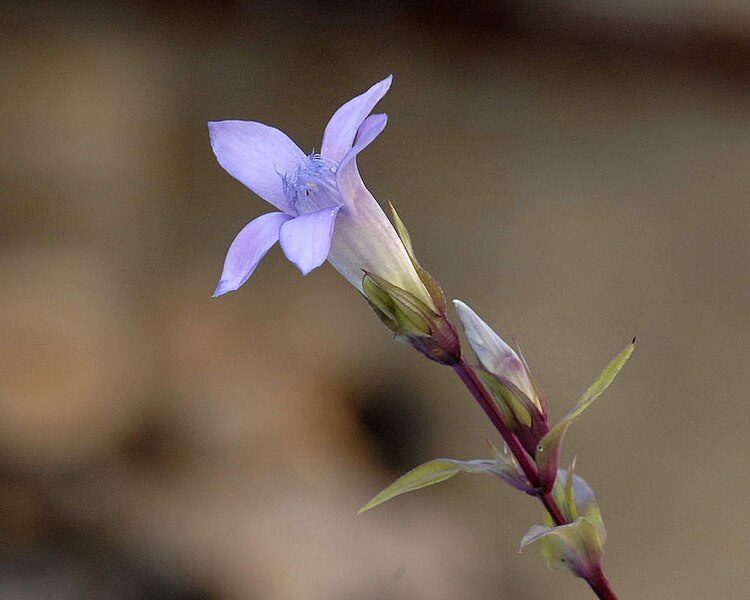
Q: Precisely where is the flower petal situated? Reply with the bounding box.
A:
[326,114,428,299]
[337,113,388,182]
[213,212,293,297]
[320,75,392,163]
[279,206,341,275]
[208,120,305,212]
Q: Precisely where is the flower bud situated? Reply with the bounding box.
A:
[454,300,549,454]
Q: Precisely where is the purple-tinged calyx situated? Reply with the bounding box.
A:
[362,204,459,365]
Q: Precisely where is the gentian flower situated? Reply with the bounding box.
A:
[209,75,429,302]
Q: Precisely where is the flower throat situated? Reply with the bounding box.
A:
[283,154,341,216]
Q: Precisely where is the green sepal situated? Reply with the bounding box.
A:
[363,292,399,334]
[363,272,434,337]
[358,453,531,514]
[474,367,532,428]
[362,271,461,365]
[514,338,549,415]
[535,340,635,492]
[473,366,551,457]
[564,458,579,522]
[389,203,446,313]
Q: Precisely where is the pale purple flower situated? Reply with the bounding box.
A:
[209,75,429,301]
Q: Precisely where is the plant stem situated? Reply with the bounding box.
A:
[451,358,542,490]
[539,490,566,527]
[451,356,618,600]
[586,565,618,600]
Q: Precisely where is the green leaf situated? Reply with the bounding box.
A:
[358,459,495,514]
[566,340,635,422]
[535,419,572,492]
[535,340,635,491]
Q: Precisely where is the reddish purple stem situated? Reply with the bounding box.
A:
[451,356,618,600]
[587,565,618,600]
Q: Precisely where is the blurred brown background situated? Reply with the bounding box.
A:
[1,1,749,598]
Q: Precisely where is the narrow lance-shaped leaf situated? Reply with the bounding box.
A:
[358,459,494,514]
[359,452,532,514]
[567,339,636,422]
[536,340,635,491]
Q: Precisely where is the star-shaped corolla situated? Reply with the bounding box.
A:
[209,75,428,302]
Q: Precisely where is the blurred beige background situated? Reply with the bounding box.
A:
[1,1,749,598]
